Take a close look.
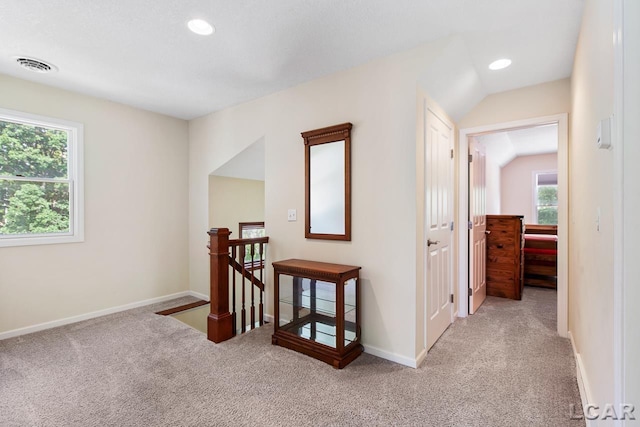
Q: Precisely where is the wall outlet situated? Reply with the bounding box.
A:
[287,209,297,222]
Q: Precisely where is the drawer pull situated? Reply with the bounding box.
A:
[485,230,491,235]
[497,244,504,248]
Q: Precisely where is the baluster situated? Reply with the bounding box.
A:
[259,242,264,326]
[250,243,255,330]
[231,245,237,336]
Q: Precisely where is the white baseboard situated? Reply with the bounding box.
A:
[569,331,595,426]
[263,315,419,369]
[364,343,419,368]
[188,290,210,302]
[0,290,205,341]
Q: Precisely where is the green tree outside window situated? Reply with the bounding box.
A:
[0,120,70,235]
[536,184,558,225]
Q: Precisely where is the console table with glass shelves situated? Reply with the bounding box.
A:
[271,259,362,369]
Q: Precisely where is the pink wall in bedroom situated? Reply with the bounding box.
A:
[500,153,558,224]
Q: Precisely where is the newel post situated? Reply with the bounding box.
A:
[207,228,233,343]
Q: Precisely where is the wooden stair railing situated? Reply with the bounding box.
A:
[207,228,269,344]
[228,236,268,335]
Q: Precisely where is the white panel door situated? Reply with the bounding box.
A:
[425,108,454,350]
[469,137,487,314]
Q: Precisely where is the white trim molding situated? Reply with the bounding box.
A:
[364,343,421,368]
[569,331,596,427]
[612,0,625,421]
[188,290,210,302]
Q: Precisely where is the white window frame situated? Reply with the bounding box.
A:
[0,108,84,247]
[532,169,558,225]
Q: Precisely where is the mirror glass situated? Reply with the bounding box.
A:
[302,123,352,241]
[310,140,345,234]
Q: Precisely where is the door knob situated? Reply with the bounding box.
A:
[427,239,440,247]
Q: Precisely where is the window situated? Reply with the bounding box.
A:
[240,221,266,239]
[239,222,266,268]
[0,108,83,247]
[535,172,558,225]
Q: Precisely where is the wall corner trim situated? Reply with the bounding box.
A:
[188,290,210,302]
[364,343,420,368]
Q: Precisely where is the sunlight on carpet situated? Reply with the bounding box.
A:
[170,304,209,333]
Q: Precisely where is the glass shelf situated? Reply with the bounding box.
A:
[278,280,356,318]
[280,318,357,348]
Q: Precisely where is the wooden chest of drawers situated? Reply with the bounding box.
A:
[486,215,524,300]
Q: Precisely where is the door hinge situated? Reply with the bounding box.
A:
[450,294,454,303]
[468,153,473,163]
[450,221,454,231]
[468,221,473,230]
[450,148,454,159]
[469,287,473,296]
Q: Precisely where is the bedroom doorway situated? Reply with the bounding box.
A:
[457,114,568,337]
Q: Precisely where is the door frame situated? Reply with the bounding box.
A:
[457,113,569,337]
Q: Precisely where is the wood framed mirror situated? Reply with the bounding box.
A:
[302,122,352,241]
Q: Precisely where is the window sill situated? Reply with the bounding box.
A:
[0,233,84,248]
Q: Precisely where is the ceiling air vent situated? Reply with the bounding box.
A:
[15,57,57,73]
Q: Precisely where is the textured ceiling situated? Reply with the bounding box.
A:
[0,0,584,120]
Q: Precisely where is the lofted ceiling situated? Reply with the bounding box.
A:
[212,137,265,181]
[478,124,559,167]
[0,0,584,120]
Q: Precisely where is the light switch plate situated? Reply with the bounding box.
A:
[597,116,612,149]
[287,209,297,222]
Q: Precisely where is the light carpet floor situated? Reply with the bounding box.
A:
[0,287,583,426]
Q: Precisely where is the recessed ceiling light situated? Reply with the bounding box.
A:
[488,58,512,71]
[188,19,214,36]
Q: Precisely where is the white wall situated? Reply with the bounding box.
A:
[500,153,558,224]
[569,0,615,409]
[0,74,189,335]
[485,154,501,215]
[189,39,460,364]
[208,176,265,232]
[459,79,571,129]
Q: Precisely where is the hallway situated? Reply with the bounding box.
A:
[428,287,582,425]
